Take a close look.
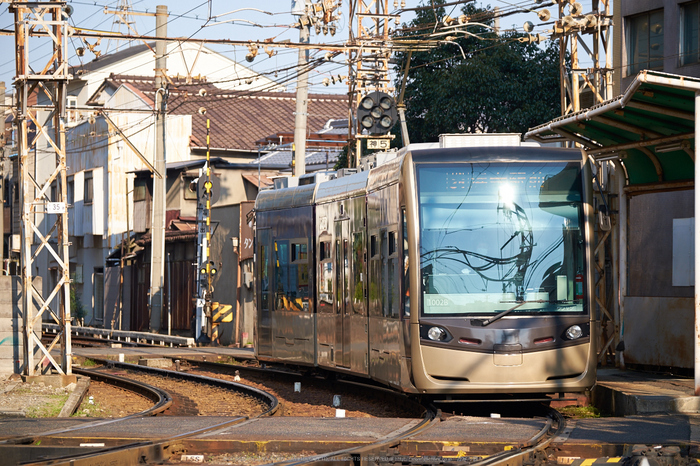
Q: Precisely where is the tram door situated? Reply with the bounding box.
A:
[335,218,351,368]
[256,228,273,356]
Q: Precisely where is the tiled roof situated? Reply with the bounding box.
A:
[70,43,153,76]
[242,174,274,188]
[101,75,349,152]
[257,149,341,170]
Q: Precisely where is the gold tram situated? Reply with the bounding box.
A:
[254,143,596,395]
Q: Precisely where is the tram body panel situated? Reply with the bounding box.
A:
[366,182,404,388]
[346,195,370,375]
[415,338,594,392]
[315,184,369,374]
[315,201,336,368]
[255,186,316,366]
[256,227,273,357]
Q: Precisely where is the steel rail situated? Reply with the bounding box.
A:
[275,403,563,466]
[277,403,438,466]
[181,357,426,417]
[0,368,172,446]
[468,405,566,466]
[20,417,251,466]
[15,360,280,466]
[93,358,279,416]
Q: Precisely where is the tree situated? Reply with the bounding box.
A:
[393,2,563,143]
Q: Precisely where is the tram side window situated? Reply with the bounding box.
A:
[318,240,333,313]
[290,240,310,311]
[388,230,399,318]
[369,233,381,317]
[352,232,365,315]
[260,243,269,311]
[274,241,290,311]
[335,239,342,308]
[402,209,410,317]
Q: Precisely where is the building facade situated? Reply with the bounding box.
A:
[614,0,700,93]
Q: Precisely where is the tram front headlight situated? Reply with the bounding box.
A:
[565,325,583,340]
[427,326,448,341]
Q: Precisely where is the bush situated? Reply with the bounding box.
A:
[70,285,87,325]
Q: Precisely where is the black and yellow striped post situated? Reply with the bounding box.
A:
[211,302,233,343]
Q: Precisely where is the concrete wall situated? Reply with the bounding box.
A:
[624,297,693,368]
[624,188,694,369]
[0,277,40,376]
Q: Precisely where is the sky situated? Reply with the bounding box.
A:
[0,1,600,97]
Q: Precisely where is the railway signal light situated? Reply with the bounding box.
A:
[197,175,220,206]
[357,91,397,135]
[200,261,218,277]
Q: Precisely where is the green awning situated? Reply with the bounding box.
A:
[525,71,699,185]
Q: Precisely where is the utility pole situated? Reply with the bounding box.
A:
[347,0,398,166]
[105,0,138,54]
[0,80,4,264]
[13,0,72,378]
[551,1,613,116]
[149,5,168,332]
[293,2,311,178]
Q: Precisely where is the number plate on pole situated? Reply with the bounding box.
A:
[46,202,66,214]
[367,139,390,150]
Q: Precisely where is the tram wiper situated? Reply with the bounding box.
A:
[476,301,539,327]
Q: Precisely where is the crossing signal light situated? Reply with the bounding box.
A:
[197,175,220,205]
[200,261,217,276]
[357,92,397,135]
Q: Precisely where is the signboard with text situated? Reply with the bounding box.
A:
[239,200,255,261]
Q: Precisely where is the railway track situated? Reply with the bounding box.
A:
[2,359,279,466]
[177,358,565,466]
[268,404,563,466]
[178,357,425,418]
[4,355,567,466]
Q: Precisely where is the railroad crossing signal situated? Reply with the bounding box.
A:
[197,175,220,205]
[200,261,218,278]
[357,92,397,135]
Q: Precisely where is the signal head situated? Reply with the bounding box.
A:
[356,92,397,135]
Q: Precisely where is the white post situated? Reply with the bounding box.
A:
[695,90,700,395]
[615,159,626,370]
[293,8,310,177]
[149,5,168,332]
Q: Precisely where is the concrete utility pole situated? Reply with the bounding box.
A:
[293,2,310,177]
[0,81,4,264]
[149,5,168,332]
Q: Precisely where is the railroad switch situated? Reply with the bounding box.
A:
[163,442,187,460]
[523,450,550,466]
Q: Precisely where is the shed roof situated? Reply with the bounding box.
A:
[525,71,698,185]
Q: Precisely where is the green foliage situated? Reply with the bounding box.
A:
[558,405,602,418]
[70,285,87,323]
[73,397,107,417]
[393,1,564,143]
[26,394,69,418]
[334,144,349,170]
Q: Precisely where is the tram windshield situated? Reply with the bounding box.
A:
[417,161,585,316]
